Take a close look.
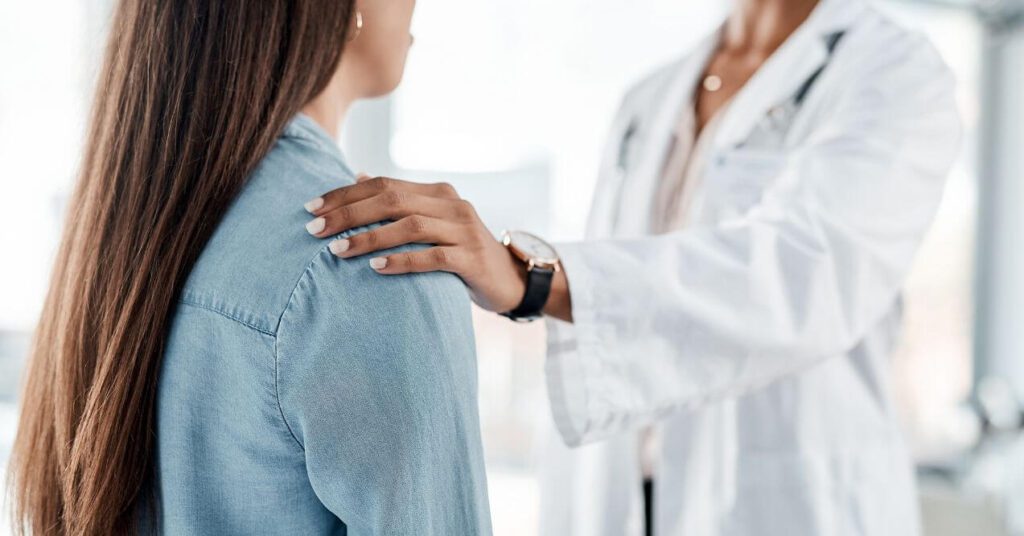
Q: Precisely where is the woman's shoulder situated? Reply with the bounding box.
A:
[180,115,473,340]
[179,119,359,334]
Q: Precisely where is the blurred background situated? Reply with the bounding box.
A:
[2,0,1023,534]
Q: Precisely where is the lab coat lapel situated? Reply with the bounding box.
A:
[714,0,863,149]
[714,30,826,149]
[614,32,720,237]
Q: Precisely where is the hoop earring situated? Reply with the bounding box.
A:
[348,11,363,42]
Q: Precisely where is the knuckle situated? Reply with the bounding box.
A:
[382,190,404,208]
[322,192,340,208]
[401,254,419,270]
[431,248,450,266]
[437,182,457,197]
[362,230,379,247]
[390,254,406,268]
[371,177,391,193]
[456,200,476,219]
[333,206,354,226]
[405,215,427,235]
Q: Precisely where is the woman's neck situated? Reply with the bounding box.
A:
[724,0,820,54]
[301,73,358,140]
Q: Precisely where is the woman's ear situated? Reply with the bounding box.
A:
[336,0,416,99]
[348,8,363,43]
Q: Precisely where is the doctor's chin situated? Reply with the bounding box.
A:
[1,0,1022,535]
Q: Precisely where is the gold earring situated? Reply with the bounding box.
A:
[348,11,363,42]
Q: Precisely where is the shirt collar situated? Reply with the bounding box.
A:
[805,0,867,37]
[281,113,356,177]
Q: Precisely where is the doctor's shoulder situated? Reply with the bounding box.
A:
[807,9,960,141]
[837,9,957,95]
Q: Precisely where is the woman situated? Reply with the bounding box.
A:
[303,0,961,533]
[10,1,491,534]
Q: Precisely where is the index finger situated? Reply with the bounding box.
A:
[304,176,459,215]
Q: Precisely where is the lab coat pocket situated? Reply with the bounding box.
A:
[701,149,789,221]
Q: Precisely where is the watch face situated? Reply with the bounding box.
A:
[507,230,558,265]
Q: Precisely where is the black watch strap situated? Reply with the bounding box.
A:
[502,265,555,322]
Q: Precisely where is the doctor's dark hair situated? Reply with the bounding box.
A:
[9,0,354,533]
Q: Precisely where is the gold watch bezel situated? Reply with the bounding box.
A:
[502,231,561,272]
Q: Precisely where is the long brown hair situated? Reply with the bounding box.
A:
[9,1,353,533]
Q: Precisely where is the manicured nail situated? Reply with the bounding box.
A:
[304,197,324,213]
[305,217,326,235]
[370,257,388,270]
[329,239,350,255]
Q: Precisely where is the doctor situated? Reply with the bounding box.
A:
[302,0,961,533]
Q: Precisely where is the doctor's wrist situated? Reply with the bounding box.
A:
[494,232,573,323]
[543,269,573,323]
[466,238,528,314]
[497,232,571,322]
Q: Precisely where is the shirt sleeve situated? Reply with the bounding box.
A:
[275,238,492,535]
[545,35,962,447]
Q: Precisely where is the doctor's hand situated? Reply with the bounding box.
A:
[303,175,528,313]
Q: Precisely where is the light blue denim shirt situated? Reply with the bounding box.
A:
[154,114,492,535]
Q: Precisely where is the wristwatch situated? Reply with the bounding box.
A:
[500,230,561,323]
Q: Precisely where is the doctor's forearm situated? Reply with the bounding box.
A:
[544,269,574,323]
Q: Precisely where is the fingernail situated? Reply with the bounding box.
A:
[304,197,324,213]
[329,239,350,255]
[357,172,371,182]
[370,257,388,270]
[305,217,326,235]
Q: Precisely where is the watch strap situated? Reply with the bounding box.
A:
[502,265,555,322]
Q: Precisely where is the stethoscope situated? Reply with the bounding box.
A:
[615,31,846,174]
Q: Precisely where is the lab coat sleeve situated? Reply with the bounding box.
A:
[275,240,491,533]
[545,37,962,447]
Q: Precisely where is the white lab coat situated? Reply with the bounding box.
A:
[539,0,961,534]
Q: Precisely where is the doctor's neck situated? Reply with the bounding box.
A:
[725,0,820,53]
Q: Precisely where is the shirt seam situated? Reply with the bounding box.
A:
[273,328,305,451]
[272,250,324,452]
[272,241,353,452]
[176,298,276,337]
[175,298,305,454]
